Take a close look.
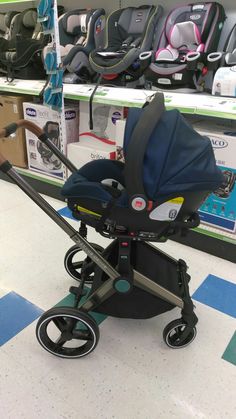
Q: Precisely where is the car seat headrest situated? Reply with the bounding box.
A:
[63,12,89,36]
[168,21,201,49]
[22,9,37,29]
[118,6,152,36]
[0,14,7,32]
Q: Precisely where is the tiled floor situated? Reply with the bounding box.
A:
[0,179,236,419]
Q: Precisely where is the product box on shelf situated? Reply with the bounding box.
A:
[195,121,236,232]
[212,66,236,98]
[0,95,31,168]
[23,102,79,179]
[76,101,126,168]
[67,138,116,171]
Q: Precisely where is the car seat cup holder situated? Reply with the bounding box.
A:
[207,51,224,70]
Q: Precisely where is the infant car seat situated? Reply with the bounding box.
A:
[144,2,226,91]
[61,93,223,239]
[89,5,163,86]
[55,9,106,83]
[0,8,48,80]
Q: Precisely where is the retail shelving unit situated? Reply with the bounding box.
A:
[0,0,235,262]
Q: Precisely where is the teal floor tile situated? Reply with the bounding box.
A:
[222,331,236,366]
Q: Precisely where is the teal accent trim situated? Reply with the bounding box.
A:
[55,290,107,325]
[114,279,131,293]
[222,331,236,366]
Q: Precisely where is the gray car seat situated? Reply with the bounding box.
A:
[43,9,106,83]
[0,8,49,80]
[208,24,236,68]
[89,5,163,86]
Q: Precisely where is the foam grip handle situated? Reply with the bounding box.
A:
[3,122,18,137]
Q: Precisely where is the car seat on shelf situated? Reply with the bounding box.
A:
[61,93,224,238]
[89,5,163,86]
[143,2,226,91]
[0,13,7,37]
[0,8,49,80]
[0,11,20,51]
[43,8,106,84]
[208,23,236,69]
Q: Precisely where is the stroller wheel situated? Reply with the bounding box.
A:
[163,319,197,349]
[64,244,104,284]
[36,307,99,359]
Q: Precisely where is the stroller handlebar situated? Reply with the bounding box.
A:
[0,119,44,140]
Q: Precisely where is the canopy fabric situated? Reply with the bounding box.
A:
[124,107,223,200]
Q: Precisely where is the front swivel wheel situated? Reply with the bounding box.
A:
[36,307,99,358]
[163,318,197,349]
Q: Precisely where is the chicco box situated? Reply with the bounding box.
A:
[23,103,79,179]
[79,102,125,144]
[67,138,116,171]
[195,122,236,232]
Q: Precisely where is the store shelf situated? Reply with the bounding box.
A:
[0,0,34,4]
[1,78,236,117]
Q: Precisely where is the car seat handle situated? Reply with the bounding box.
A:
[124,92,165,207]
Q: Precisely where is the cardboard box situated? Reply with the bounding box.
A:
[212,66,236,97]
[23,102,79,179]
[67,139,116,171]
[0,95,30,168]
[194,122,236,232]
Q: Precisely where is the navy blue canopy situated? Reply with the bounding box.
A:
[124,107,224,200]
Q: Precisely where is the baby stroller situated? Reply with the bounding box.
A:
[0,93,223,359]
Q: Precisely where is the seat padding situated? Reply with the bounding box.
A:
[61,160,126,205]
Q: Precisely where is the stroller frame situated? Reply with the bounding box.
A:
[0,119,198,359]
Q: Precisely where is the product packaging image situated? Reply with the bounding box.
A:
[23,102,79,179]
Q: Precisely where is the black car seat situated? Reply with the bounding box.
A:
[0,8,49,80]
[89,5,163,86]
[45,9,106,83]
[208,24,236,68]
[0,13,6,37]
[143,2,226,91]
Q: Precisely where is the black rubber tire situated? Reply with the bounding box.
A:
[64,244,104,284]
[163,318,197,349]
[36,307,99,359]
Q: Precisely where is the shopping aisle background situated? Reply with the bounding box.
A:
[0,179,236,419]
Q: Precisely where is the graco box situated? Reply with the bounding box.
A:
[195,121,236,232]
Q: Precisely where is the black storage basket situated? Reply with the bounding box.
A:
[89,240,185,319]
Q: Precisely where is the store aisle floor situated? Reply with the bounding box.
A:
[0,179,236,419]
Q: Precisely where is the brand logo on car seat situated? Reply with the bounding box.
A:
[26,108,37,117]
[190,14,201,20]
[65,110,76,120]
[210,137,228,149]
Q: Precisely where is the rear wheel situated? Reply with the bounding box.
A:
[64,244,104,284]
